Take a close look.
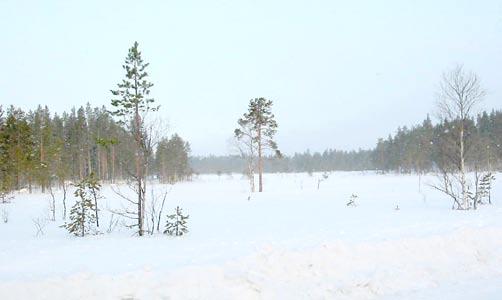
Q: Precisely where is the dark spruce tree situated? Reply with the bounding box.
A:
[235,98,281,192]
[1,107,34,193]
[110,41,157,236]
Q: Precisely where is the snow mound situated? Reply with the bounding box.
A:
[2,227,502,300]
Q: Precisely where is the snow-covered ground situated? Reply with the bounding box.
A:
[1,172,502,299]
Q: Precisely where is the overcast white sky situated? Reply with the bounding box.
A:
[1,0,501,155]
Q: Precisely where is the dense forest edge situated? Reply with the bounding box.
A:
[0,104,192,194]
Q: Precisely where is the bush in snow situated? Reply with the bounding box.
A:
[474,172,495,206]
[0,190,12,204]
[164,206,189,236]
[347,194,358,207]
[32,217,48,237]
[1,207,8,223]
[62,177,99,237]
[462,172,496,210]
[317,172,330,190]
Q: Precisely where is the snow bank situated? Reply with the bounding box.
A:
[2,227,502,300]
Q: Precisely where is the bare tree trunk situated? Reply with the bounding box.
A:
[137,164,143,236]
[87,146,92,176]
[134,95,145,236]
[258,126,263,193]
[81,203,85,237]
[141,178,145,235]
[40,133,45,193]
[61,180,67,220]
[92,190,100,227]
[79,154,84,181]
[97,147,101,179]
[460,124,468,209]
[111,144,116,183]
[249,164,255,193]
[102,150,108,182]
[418,172,421,193]
[156,190,168,232]
[473,168,479,210]
[48,185,56,221]
[98,149,102,181]
[135,136,144,236]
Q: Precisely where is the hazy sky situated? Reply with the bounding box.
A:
[1,0,501,155]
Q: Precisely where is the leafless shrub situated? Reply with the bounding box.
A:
[32,217,48,237]
[146,185,171,234]
[317,172,330,190]
[106,214,120,234]
[108,183,142,232]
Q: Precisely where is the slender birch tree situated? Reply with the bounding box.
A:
[434,65,485,209]
[232,122,257,192]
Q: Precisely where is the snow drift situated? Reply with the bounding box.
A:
[2,227,502,300]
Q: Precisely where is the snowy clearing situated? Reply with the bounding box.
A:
[1,172,502,299]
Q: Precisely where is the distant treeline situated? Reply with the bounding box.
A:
[373,110,502,173]
[190,149,374,174]
[191,110,502,174]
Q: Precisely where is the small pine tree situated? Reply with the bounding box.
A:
[62,177,99,237]
[347,194,358,207]
[480,173,495,203]
[163,206,189,236]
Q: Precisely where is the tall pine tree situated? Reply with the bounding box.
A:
[110,41,157,236]
[235,98,281,192]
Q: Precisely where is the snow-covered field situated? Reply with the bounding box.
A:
[1,172,502,299]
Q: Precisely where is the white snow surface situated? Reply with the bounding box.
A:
[1,172,502,299]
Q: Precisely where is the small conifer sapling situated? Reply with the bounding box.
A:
[347,194,358,207]
[164,206,189,236]
[62,176,100,237]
